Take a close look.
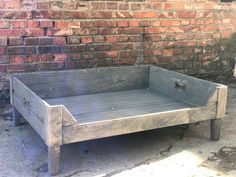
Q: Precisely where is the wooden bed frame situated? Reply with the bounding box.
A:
[10,65,228,175]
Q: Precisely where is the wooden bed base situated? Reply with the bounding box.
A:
[10,65,228,175]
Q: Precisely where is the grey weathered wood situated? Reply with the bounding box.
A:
[12,77,49,122]
[210,119,221,141]
[46,89,193,124]
[10,65,228,175]
[216,86,228,118]
[13,107,21,126]
[149,66,218,106]
[13,94,45,140]
[45,106,62,147]
[15,65,150,99]
[48,146,60,176]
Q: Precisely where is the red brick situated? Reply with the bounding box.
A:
[10,56,25,64]
[0,29,24,37]
[134,12,156,19]
[25,55,39,63]
[40,21,53,28]
[178,11,196,18]
[129,21,139,27]
[153,3,162,9]
[106,51,118,58]
[48,29,73,36]
[54,37,66,45]
[168,27,185,33]
[107,2,117,10]
[89,12,115,19]
[81,37,93,44]
[106,36,118,43]
[27,21,39,28]
[117,21,129,27]
[131,3,141,10]
[68,22,80,29]
[54,54,68,61]
[8,37,24,46]
[5,0,21,9]
[145,27,165,33]
[123,27,143,34]
[118,3,129,10]
[40,54,54,61]
[93,36,105,43]
[3,11,32,19]
[61,11,86,19]
[37,2,49,9]
[32,10,61,19]
[55,21,68,28]
[11,21,25,29]
[0,47,6,55]
[164,3,184,10]
[116,12,133,18]
[0,21,9,29]
[95,21,116,27]
[24,37,38,45]
[0,38,7,46]
[91,2,105,10]
[113,58,136,65]
[161,20,180,26]
[25,29,44,37]
[163,49,173,56]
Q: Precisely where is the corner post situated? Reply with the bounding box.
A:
[211,86,228,141]
[45,106,63,175]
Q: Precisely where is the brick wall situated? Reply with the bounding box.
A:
[1,0,236,99]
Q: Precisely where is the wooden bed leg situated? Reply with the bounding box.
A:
[48,146,60,176]
[13,107,21,126]
[210,119,221,141]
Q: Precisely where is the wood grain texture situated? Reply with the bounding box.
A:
[149,66,218,106]
[46,89,194,124]
[15,65,150,99]
[48,146,60,176]
[12,77,49,122]
[13,94,45,140]
[216,85,228,118]
[45,106,62,147]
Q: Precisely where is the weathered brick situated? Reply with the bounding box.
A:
[0,21,9,29]
[37,2,50,9]
[106,2,117,10]
[113,58,136,65]
[64,45,86,53]
[95,21,116,27]
[40,21,53,28]
[0,38,8,46]
[0,65,6,73]
[65,61,89,69]
[7,64,35,72]
[93,36,105,43]
[40,54,54,61]
[24,29,44,37]
[105,36,118,43]
[11,21,25,28]
[5,0,21,9]
[178,11,196,18]
[27,21,39,28]
[32,10,61,19]
[67,36,80,44]
[117,21,129,27]
[91,2,105,10]
[54,54,68,61]
[38,46,53,54]
[61,11,86,19]
[0,47,6,55]
[54,37,66,45]
[89,12,115,19]
[24,37,38,45]
[87,44,111,51]
[38,37,54,45]
[81,37,93,44]
[118,3,129,10]
[10,56,25,64]
[48,29,73,36]
[106,51,118,58]
[3,11,32,19]
[8,37,24,46]
[36,62,64,70]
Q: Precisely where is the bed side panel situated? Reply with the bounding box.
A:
[15,65,150,99]
[63,103,216,144]
[11,76,49,141]
[149,66,218,106]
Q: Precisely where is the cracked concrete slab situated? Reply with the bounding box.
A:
[1,82,236,177]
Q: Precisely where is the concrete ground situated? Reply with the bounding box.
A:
[1,82,236,177]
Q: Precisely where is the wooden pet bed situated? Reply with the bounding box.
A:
[10,65,228,175]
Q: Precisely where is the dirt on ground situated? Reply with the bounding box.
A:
[0,81,236,177]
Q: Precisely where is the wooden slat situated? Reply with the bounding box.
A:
[149,66,218,106]
[12,77,49,122]
[46,89,193,124]
[216,85,228,118]
[13,94,45,140]
[63,103,217,144]
[15,65,150,99]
